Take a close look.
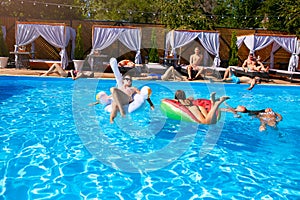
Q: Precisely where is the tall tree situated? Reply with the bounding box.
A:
[0,0,84,20]
[260,0,299,35]
[213,0,264,29]
[159,0,214,30]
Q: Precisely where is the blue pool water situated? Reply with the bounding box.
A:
[0,75,300,199]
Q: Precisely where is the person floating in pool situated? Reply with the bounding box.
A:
[135,66,187,81]
[109,75,155,123]
[222,103,282,131]
[210,66,261,90]
[174,90,229,124]
[256,108,282,131]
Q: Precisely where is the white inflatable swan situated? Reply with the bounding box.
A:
[96,58,153,113]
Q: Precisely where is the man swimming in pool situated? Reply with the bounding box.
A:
[211,66,261,90]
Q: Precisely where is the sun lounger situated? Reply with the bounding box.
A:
[269,69,300,82]
[145,63,167,74]
[229,66,270,81]
[179,65,226,79]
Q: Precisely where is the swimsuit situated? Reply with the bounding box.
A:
[259,111,276,121]
[149,73,162,80]
[230,74,240,84]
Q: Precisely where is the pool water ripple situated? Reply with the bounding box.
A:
[0,76,300,199]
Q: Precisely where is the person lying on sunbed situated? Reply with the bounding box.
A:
[210,66,261,90]
[135,66,187,81]
[41,63,94,80]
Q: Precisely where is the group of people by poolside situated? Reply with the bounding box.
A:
[39,50,281,131]
[91,73,282,131]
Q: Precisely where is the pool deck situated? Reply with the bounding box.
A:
[0,68,299,86]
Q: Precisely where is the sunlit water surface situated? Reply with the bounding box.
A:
[0,76,299,199]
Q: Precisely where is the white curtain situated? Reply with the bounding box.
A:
[273,36,299,71]
[92,27,142,64]
[198,32,220,68]
[270,42,281,69]
[239,35,273,54]
[165,31,199,58]
[237,36,246,49]
[93,28,124,50]
[16,23,75,69]
[1,26,6,40]
[119,28,142,64]
[165,30,221,67]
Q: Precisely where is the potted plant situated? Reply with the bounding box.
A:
[148,29,159,64]
[228,31,238,67]
[0,25,9,68]
[73,24,85,71]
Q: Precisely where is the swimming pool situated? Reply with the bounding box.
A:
[0,76,299,199]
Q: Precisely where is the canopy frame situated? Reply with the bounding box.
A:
[15,21,76,69]
[165,30,220,68]
[237,33,299,71]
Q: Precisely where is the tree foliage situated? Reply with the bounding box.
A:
[0,26,9,57]
[228,31,238,66]
[0,0,298,36]
[0,0,84,20]
[74,24,84,60]
[148,29,159,63]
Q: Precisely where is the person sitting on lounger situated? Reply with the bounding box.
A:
[187,47,205,80]
[255,56,270,72]
[242,53,266,72]
[210,66,261,90]
[174,90,229,124]
[118,60,135,67]
[135,66,187,81]
[41,63,94,80]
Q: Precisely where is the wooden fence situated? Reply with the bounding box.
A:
[0,16,295,70]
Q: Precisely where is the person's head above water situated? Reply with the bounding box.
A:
[174,90,186,100]
[235,105,248,113]
[122,75,132,87]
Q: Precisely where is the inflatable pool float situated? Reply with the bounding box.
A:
[95,58,153,113]
[160,98,220,123]
[97,86,152,113]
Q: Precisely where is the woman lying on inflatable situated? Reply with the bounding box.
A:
[160,90,229,124]
[93,58,154,123]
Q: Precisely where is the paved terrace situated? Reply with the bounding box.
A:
[0,68,299,86]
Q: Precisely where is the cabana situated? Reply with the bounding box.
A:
[164,30,223,78]
[15,21,76,69]
[237,33,299,72]
[165,30,221,69]
[90,25,142,69]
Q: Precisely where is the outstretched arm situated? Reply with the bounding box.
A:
[220,102,241,118]
[88,101,100,106]
[146,98,155,110]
